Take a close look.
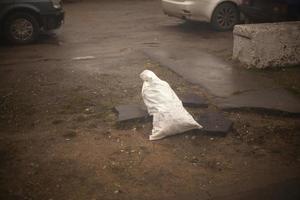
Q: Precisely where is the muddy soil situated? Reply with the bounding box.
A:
[0,0,299,199]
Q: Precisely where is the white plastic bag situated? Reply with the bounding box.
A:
[140,70,202,140]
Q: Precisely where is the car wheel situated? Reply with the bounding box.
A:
[211,3,239,31]
[5,12,39,44]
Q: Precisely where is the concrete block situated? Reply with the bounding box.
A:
[180,93,208,108]
[115,104,149,122]
[196,112,233,137]
[233,21,300,69]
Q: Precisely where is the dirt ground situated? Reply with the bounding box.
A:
[0,0,300,199]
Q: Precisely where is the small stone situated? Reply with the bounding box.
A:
[114,190,120,194]
[191,136,196,140]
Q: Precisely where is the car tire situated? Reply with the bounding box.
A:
[211,3,239,31]
[4,12,39,44]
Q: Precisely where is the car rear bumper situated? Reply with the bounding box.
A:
[161,0,194,20]
[42,9,65,30]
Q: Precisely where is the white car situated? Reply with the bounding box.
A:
[161,0,241,31]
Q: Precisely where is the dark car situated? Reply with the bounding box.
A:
[0,0,64,44]
[240,0,300,23]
